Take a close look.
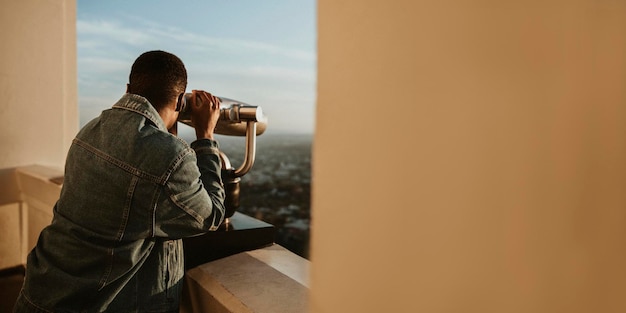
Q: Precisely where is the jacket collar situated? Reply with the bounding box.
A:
[112,93,167,132]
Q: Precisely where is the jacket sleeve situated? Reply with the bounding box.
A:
[154,139,225,238]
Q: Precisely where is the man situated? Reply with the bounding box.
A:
[14,50,225,312]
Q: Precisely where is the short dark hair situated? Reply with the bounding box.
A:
[128,50,187,110]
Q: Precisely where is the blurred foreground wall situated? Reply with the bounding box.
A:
[0,0,76,269]
[312,1,626,312]
[0,0,77,170]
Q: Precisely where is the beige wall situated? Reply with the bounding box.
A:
[0,0,77,171]
[0,0,76,268]
[312,1,626,312]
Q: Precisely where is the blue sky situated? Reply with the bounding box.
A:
[77,0,316,134]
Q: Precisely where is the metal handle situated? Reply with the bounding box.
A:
[219,121,258,178]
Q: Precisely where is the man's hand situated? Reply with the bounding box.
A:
[190,90,221,140]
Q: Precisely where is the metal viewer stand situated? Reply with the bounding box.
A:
[178,95,275,268]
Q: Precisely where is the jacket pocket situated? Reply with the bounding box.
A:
[164,240,184,302]
[142,239,184,312]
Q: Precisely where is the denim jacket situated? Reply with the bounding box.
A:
[15,94,225,312]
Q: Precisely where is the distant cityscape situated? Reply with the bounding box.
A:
[183,132,312,259]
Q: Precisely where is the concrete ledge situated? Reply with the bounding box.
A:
[0,202,23,269]
[182,244,310,313]
[16,165,63,207]
[0,168,20,205]
[0,165,62,269]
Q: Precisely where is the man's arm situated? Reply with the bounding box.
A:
[155,140,225,237]
[154,89,225,237]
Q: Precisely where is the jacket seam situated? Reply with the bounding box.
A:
[168,194,204,224]
[116,175,138,241]
[193,145,220,155]
[149,186,162,238]
[161,149,205,227]
[19,291,54,313]
[73,138,165,185]
[98,248,115,291]
[161,147,194,183]
[112,103,162,130]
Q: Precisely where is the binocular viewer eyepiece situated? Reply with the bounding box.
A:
[177,93,267,136]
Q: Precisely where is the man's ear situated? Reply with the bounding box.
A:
[126,83,131,93]
[175,92,185,112]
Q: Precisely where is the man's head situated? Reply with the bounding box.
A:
[127,50,187,110]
